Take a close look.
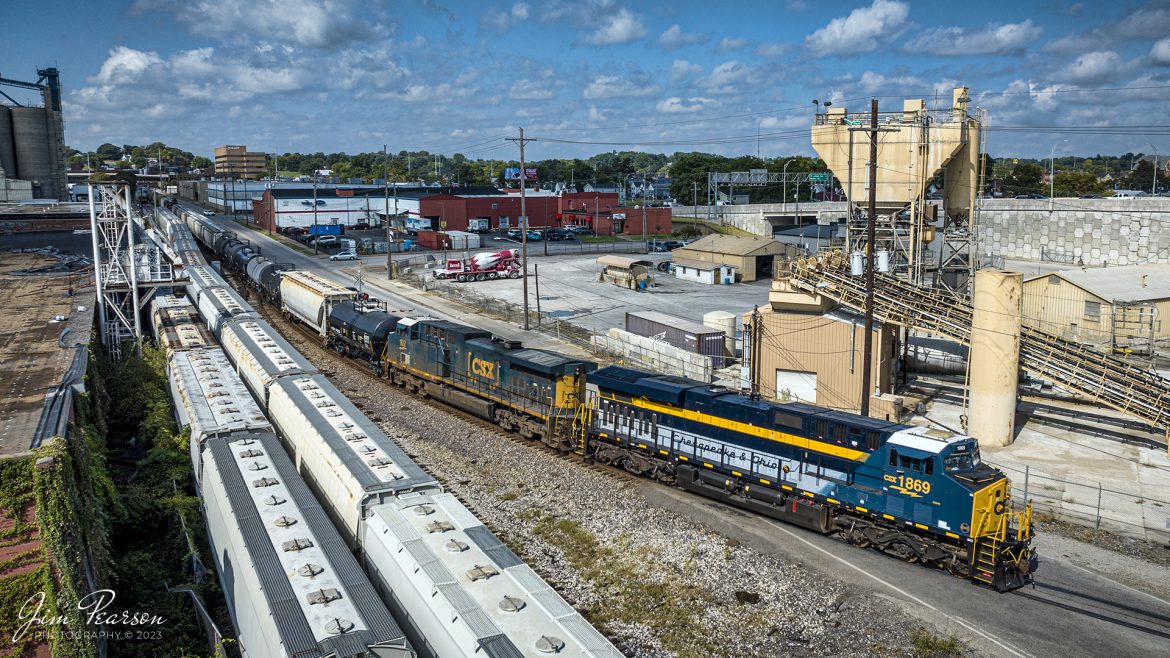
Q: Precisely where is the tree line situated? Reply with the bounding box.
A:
[68,141,1165,200]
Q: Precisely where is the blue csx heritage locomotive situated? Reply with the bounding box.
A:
[585,366,1037,591]
[263,282,1038,590]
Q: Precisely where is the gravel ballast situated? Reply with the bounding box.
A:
[264,311,960,658]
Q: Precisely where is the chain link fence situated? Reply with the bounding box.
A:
[991,460,1170,543]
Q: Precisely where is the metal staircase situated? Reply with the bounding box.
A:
[784,253,1170,438]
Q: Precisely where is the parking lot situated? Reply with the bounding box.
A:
[420,251,772,335]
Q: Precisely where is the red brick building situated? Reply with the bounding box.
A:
[418,191,672,236]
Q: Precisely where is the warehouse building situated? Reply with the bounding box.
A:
[252,185,501,232]
[671,234,788,282]
[419,190,672,236]
[1022,265,1170,352]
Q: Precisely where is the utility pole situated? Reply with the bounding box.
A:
[642,172,648,253]
[390,144,400,277]
[861,98,878,417]
[506,128,537,330]
[313,181,319,255]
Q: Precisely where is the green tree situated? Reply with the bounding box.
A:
[1004,162,1044,196]
[1052,171,1106,197]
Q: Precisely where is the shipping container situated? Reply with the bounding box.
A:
[444,230,482,250]
[625,310,729,365]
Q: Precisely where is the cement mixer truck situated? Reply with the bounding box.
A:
[432,249,522,281]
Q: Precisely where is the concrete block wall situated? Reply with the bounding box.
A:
[591,328,713,381]
[676,198,1170,267]
[979,198,1170,266]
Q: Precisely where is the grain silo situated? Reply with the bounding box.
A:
[1,68,66,200]
[0,106,16,178]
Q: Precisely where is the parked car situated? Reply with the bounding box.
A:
[505,229,524,240]
[568,226,595,236]
[1079,195,1104,199]
[313,235,341,248]
[526,230,543,241]
[1016,193,1047,199]
[649,239,685,252]
[351,222,370,230]
[545,228,573,241]
[330,250,358,261]
[203,210,215,216]
[283,226,308,236]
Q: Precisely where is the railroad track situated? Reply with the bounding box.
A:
[902,384,1168,451]
[1013,582,1170,641]
[231,272,640,491]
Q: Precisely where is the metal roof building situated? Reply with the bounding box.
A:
[1022,265,1170,349]
[670,234,787,281]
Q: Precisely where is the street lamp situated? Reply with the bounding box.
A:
[1149,144,1160,196]
[1049,139,1067,207]
[782,159,794,205]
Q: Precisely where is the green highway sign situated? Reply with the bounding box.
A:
[808,173,830,182]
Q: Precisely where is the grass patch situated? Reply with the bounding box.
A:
[531,515,728,658]
[910,627,964,657]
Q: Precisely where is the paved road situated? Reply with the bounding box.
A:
[648,484,1170,658]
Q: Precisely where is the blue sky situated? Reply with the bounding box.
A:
[4,0,1170,161]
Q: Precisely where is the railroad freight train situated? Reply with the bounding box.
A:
[173,206,1037,592]
[163,207,623,658]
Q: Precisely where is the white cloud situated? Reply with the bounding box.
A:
[804,0,909,56]
[1113,6,1170,39]
[582,74,657,99]
[581,8,645,45]
[91,46,165,85]
[670,59,702,83]
[755,42,789,58]
[509,78,555,100]
[856,71,926,94]
[717,37,749,51]
[696,60,753,94]
[1056,51,1123,84]
[786,0,808,10]
[659,24,707,50]
[906,20,1041,56]
[481,2,530,30]
[656,96,716,113]
[132,0,387,49]
[1151,37,1170,65]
